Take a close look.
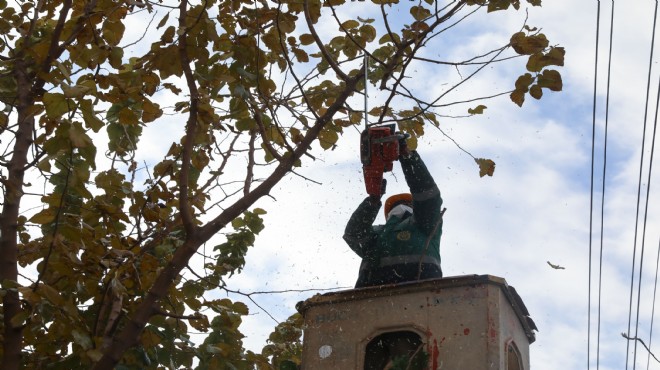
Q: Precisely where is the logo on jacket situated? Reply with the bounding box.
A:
[396,231,411,241]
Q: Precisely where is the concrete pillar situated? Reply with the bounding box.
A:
[297,275,536,369]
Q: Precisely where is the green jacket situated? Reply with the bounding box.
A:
[344,151,443,287]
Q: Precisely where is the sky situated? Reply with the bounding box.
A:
[191,1,660,370]
[10,1,660,369]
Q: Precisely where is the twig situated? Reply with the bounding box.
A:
[622,333,660,364]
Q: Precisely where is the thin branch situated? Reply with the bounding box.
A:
[153,308,198,321]
[303,0,348,81]
[622,333,660,364]
[244,131,256,195]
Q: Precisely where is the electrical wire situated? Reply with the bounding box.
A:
[629,1,660,369]
[640,42,660,369]
[589,1,603,369]
[648,236,660,370]
[596,1,617,368]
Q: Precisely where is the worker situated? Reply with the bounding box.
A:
[343,140,444,288]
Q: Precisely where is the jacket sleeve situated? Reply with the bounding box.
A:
[400,150,443,235]
[343,196,381,258]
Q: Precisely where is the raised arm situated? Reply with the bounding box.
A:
[399,151,443,235]
[343,196,381,258]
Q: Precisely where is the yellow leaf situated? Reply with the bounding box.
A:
[10,311,29,328]
[29,208,56,224]
[141,328,162,347]
[510,32,549,55]
[80,99,104,132]
[360,25,377,42]
[0,112,7,130]
[118,107,138,125]
[69,122,93,148]
[538,69,563,91]
[510,89,525,107]
[61,83,92,98]
[468,105,487,115]
[475,158,496,177]
[109,46,123,68]
[529,84,543,99]
[102,19,125,46]
[341,20,359,30]
[410,6,432,21]
[37,283,65,306]
[299,33,315,46]
[515,73,533,91]
[141,100,162,123]
[292,48,309,63]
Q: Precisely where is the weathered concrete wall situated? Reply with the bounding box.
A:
[297,275,535,370]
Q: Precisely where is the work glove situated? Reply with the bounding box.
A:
[368,179,386,204]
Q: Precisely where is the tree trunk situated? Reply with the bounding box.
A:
[1,62,35,370]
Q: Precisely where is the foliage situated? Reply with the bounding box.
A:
[259,313,304,369]
[0,0,563,369]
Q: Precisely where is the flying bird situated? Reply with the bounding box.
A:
[547,261,566,270]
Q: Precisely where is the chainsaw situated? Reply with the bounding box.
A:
[360,124,409,197]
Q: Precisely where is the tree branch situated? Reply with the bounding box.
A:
[178,0,199,236]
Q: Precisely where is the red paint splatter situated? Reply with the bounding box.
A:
[464,328,470,336]
[432,339,440,370]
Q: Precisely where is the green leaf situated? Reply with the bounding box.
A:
[318,128,338,150]
[43,92,69,118]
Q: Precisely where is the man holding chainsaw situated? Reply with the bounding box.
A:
[343,137,444,288]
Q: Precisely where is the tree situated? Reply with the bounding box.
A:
[0,0,563,368]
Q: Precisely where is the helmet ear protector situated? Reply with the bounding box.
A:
[384,193,413,218]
